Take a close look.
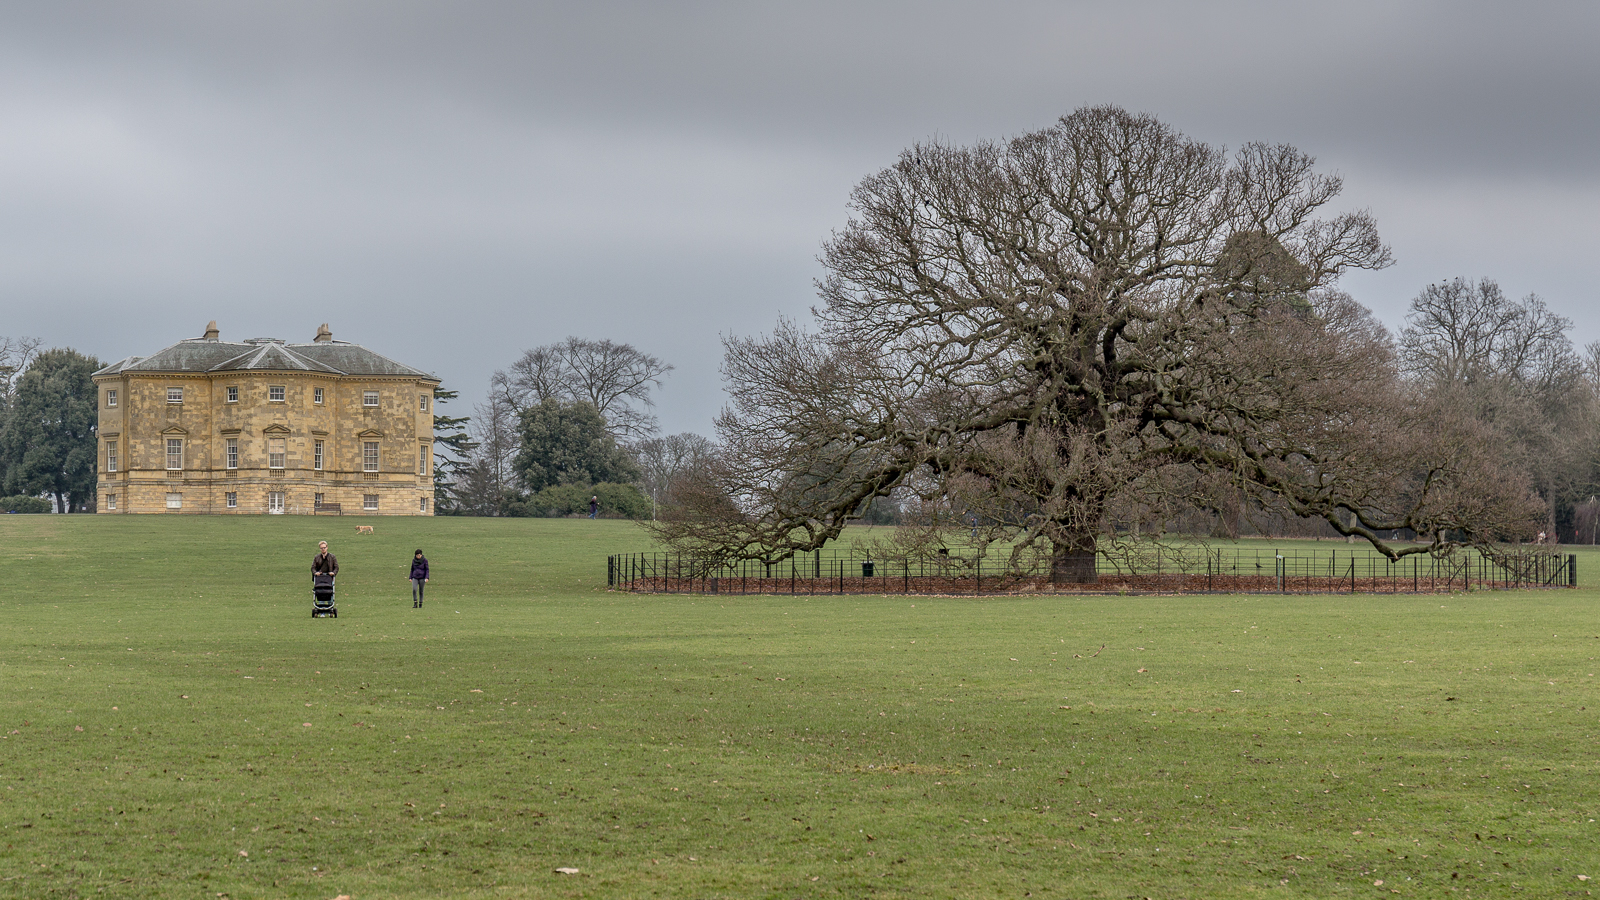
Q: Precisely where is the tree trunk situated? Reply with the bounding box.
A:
[1050,533,1098,585]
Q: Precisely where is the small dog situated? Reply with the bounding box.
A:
[355,525,374,534]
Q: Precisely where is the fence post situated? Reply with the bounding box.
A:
[1570,554,1578,588]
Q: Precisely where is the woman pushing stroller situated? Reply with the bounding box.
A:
[311,540,339,617]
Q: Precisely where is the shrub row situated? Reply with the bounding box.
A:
[503,482,650,519]
[0,495,52,514]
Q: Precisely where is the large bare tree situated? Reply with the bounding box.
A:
[655,106,1544,579]
[493,337,672,442]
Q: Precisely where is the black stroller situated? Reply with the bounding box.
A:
[312,573,337,617]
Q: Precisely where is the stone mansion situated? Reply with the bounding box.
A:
[94,322,439,515]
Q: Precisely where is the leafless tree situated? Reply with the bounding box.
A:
[455,392,521,515]
[0,335,42,491]
[493,337,672,442]
[653,107,1544,580]
[1399,278,1579,393]
[632,432,715,517]
[0,335,42,409]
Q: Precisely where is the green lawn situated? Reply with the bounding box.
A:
[2,516,1597,898]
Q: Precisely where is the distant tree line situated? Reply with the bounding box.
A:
[1100,277,1600,543]
[5,276,1595,541]
[436,337,714,520]
[1396,278,1600,543]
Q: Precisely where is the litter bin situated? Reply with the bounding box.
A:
[862,561,875,577]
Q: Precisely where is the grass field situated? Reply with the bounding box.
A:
[2,515,1597,899]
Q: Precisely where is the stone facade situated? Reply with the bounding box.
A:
[94,323,439,515]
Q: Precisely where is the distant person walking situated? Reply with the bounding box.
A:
[589,495,599,519]
[409,548,429,608]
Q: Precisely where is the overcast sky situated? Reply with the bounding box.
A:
[3,1,1597,437]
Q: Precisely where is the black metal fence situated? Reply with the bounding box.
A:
[608,546,1577,596]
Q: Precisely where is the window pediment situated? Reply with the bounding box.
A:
[220,428,242,436]
[160,426,189,435]
[357,428,385,438]
[262,424,291,434]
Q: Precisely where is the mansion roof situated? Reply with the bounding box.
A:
[94,324,437,381]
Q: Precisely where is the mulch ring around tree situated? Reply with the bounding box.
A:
[613,572,1541,596]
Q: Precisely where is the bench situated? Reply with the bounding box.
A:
[314,502,342,515]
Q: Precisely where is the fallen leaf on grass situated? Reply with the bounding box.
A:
[554,867,581,875]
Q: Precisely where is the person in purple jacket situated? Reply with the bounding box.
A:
[409,548,430,608]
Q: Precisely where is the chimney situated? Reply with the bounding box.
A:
[314,323,333,343]
[203,320,220,341]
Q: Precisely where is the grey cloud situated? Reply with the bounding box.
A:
[1,1,1596,436]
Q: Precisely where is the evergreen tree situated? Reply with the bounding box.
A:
[513,399,638,493]
[431,385,476,513]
